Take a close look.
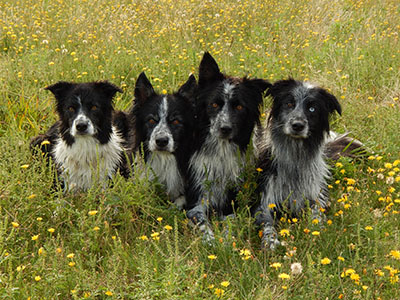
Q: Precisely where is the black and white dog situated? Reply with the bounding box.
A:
[130,72,196,208]
[255,78,360,249]
[30,81,131,191]
[185,52,271,241]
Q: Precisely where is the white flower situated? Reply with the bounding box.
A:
[290,262,303,275]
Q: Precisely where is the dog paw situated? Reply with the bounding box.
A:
[199,223,215,245]
[261,225,280,250]
[173,195,186,209]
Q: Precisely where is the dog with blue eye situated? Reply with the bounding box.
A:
[254,78,362,249]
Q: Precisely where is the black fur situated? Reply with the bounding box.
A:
[129,72,197,206]
[185,52,271,241]
[30,81,131,190]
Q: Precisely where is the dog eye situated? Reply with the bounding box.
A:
[287,103,294,109]
[211,103,219,108]
[68,106,75,112]
[236,105,243,111]
[309,107,315,112]
[171,119,180,125]
[148,119,156,125]
[91,105,98,111]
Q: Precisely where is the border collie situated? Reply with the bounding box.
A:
[130,72,196,208]
[255,78,361,249]
[30,81,131,191]
[185,52,271,241]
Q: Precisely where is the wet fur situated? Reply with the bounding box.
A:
[255,79,342,248]
[185,52,271,241]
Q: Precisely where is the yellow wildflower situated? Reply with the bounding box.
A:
[214,288,224,297]
[208,254,217,260]
[11,222,20,228]
[390,250,400,260]
[164,225,173,231]
[279,229,290,237]
[278,273,290,280]
[270,262,282,269]
[220,281,230,287]
[321,257,331,265]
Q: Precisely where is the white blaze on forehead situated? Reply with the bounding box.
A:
[292,82,314,103]
[149,96,174,152]
[223,82,235,100]
[76,96,82,105]
[159,96,168,119]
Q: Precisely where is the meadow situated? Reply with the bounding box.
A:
[0,0,399,298]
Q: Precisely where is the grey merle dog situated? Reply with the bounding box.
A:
[254,78,362,249]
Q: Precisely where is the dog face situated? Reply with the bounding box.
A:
[45,81,122,145]
[133,72,196,154]
[269,79,341,140]
[197,52,271,148]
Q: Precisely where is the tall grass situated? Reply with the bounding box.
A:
[0,0,399,299]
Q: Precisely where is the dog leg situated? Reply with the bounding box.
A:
[261,224,281,250]
[173,195,186,209]
[186,204,215,244]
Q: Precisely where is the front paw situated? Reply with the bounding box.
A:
[261,225,280,250]
[173,195,186,209]
[199,223,215,245]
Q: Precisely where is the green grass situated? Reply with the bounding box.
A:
[1,0,399,299]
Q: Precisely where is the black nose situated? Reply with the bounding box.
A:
[76,122,88,132]
[291,121,305,132]
[156,137,169,148]
[220,126,232,136]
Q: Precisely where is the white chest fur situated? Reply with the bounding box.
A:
[147,152,184,201]
[261,143,329,213]
[53,128,124,191]
[190,135,243,209]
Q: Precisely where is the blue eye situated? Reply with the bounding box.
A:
[309,107,315,112]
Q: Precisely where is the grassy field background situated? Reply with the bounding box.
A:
[1,0,399,299]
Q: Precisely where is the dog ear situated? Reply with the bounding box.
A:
[245,79,272,94]
[93,81,123,99]
[45,81,75,99]
[134,72,155,104]
[267,78,297,97]
[198,52,224,87]
[177,74,197,100]
[320,89,342,115]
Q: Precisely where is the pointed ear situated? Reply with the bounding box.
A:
[177,74,197,100]
[320,89,342,115]
[134,72,155,104]
[45,81,75,99]
[93,81,122,99]
[198,52,224,87]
